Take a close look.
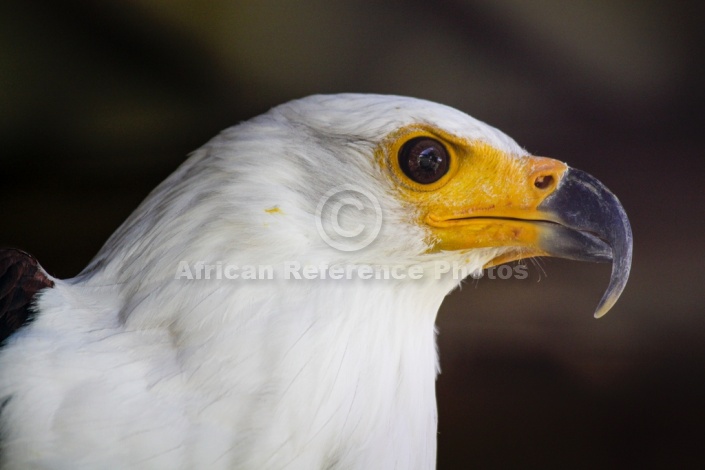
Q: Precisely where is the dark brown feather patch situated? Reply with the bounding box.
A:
[0,249,54,344]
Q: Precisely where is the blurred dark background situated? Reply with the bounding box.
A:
[2,0,704,468]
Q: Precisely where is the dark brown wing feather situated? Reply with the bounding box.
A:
[0,249,54,344]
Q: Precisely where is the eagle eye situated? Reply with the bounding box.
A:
[398,137,450,185]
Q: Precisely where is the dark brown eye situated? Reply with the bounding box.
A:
[398,137,450,184]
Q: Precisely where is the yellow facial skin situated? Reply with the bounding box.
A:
[378,125,568,266]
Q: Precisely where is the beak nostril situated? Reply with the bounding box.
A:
[534,174,554,190]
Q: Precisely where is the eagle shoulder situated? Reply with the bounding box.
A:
[0,249,54,344]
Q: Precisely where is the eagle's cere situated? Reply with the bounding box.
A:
[0,94,632,469]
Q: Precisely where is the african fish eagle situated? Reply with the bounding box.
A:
[0,94,631,469]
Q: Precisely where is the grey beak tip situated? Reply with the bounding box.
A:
[539,168,633,317]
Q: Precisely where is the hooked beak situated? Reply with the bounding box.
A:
[535,168,633,317]
[420,153,632,317]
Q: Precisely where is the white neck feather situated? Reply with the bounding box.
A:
[150,275,450,468]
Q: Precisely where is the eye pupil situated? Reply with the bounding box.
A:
[398,137,450,185]
[418,148,441,171]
